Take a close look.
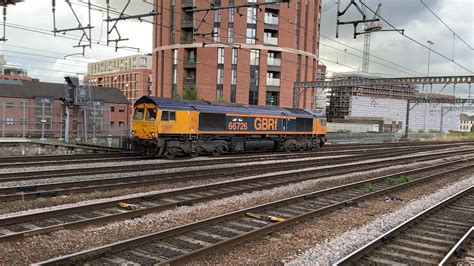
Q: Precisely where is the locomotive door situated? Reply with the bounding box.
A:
[281,112,288,131]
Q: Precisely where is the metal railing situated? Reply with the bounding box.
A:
[264,36,278,45]
[267,57,281,66]
[266,77,280,86]
[264,15,279,25]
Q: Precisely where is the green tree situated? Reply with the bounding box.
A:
[182,88,197,100]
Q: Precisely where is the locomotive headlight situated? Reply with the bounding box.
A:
[151,132,156,137]
[131,130,136,136]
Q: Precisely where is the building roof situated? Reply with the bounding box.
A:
[0,79,129,104]
[135,96,326,118]
[460,113,474,121]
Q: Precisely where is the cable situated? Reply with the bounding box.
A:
[360,1,473,74]
[420,0,473,51]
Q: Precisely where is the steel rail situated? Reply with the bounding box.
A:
[34,161,474,265]
[1,154,471,243]
[0,145,469,201]
[0,142,469,182]
[0,154,147,169]
[335,187,474,265]
[0,142,465,185]
[439,227,473,265]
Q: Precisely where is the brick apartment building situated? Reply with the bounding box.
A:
[0,79,130,138]
[153,0,324,109]
[86,54,152,105]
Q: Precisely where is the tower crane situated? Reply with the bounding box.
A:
[361,1,383,73]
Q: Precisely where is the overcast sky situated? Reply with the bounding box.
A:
[2,0,473,95]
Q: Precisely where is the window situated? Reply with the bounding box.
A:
[161,111,176,121]
[231,86,237,103]
[213,27,220,42]
[249,91,258,105]
[250,49,260,65]
[173,49,178,65]
[217,69,224,84]
[133,108,144,120]
[119,121,125,128]
[250,69,259,86]
[218,48,225,64]
[146,108,157,121]
[232,48,238,64]
[214,9,221,23]
[110,121,115,128]
[229,8,234,23]
[5,101,14,108]
[217,87,223,101]
[110,106,115,112]
[231,69,237,85]
[227,28,234,43]
[247,7,257,24]
[246,28,256,44]
[119,106,125,112]
[173,68,177,84]
[320,119,327,126]
[266,91,279,106]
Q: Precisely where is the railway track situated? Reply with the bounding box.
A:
[0,154,146,169]
[33,155,474,265]
[0,146,472,201]
[335,187,474,265]
[0,143,467,184]
[2,153,472,242]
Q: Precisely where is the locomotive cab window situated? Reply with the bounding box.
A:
[145,108,157,121]
[161,111,176,121]
[133,108,144,120]
[320,119,327,126]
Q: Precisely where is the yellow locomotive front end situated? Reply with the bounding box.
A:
[131,102,161,156]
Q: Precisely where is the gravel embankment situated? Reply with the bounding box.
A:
[1,154,470,215]
[0,154,349,188]
[1,145,469,189]
[0,156,472,264]
[191,174,474,265]
[284,176,474,265]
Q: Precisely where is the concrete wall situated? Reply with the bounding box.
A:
[328,122,378,133]
[349,96,460,132]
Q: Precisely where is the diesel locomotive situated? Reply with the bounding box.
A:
[131,96,327,158]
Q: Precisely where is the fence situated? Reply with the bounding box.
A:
[327,132,449,144]
[0,100,131,148]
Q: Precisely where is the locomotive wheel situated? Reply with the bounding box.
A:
[211,147,223,156]
[164,152,176,159]
[164,147,178,159]
[189,151,199,158]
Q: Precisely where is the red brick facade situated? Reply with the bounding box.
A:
[152,0,324,109]
[86,68,152,105]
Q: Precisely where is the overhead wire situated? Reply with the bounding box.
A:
[419,0,473,51]
[359,1,473,74]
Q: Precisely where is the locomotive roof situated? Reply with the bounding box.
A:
[135,96,325,118]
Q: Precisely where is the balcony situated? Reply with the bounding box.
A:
[181,16,194,28]
[182,0,194,9]
[264,15,279,30]
[264,15,279,25]
[266,77,280,87]
[267,57,281,72]
[183,57,197,68]
[183,76,196,88]
[267,57,281,66]
[264,36,278,46]
[181,33,194,44]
